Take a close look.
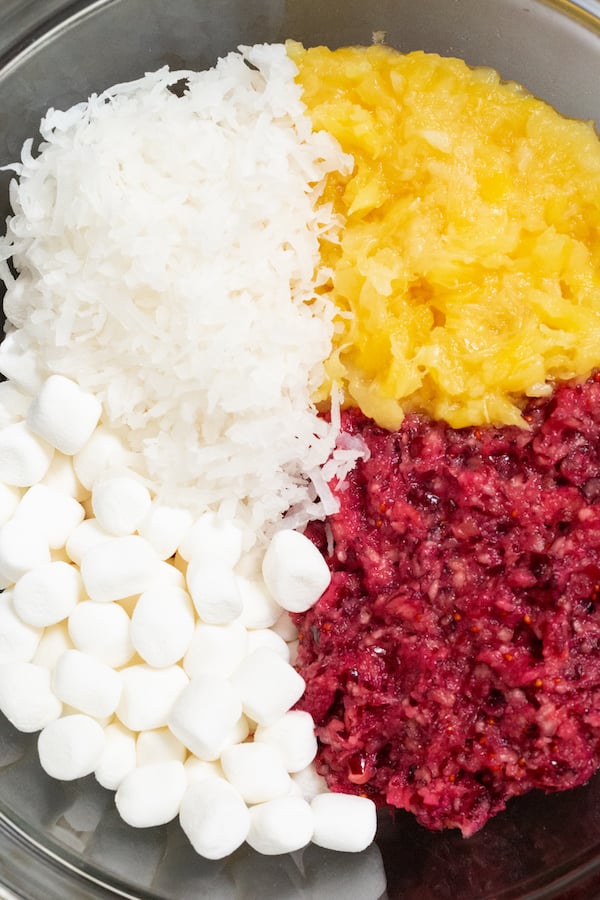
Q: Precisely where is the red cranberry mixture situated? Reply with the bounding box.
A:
[295,377,600,836]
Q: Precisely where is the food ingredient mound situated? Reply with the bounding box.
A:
[0,43,353,537]
[295,376,600,836]
[290,42,600,430]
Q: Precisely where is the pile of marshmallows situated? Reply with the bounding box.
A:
[0,373,376,858]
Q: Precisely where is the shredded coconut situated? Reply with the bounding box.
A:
[0,44,356,543]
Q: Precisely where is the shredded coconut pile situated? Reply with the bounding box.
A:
[0,44,354,539]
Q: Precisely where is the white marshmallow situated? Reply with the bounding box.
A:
[65,518,113,566]
[138,504,193,561]
[41,452,89,502]
[73,426,134,490]
[231,649,305,727]
[254,711,318,773]
[247,796,314,855]
[291,763,330,803]
[0,590,42,664]
[32,622,72,670]
[0,332,42,394]
[220,742,292,804]
[186,557,242,625]
[156,560,186,588]
[168,676,242,761]
[68,601,134,669]
[0,519,50,583]
[80,535,161,603]
[0,380,31,427]
[137,727,187,766]
[52,649,122,719]
[179,777,249,860]
[27,375,102,456]
[0,421,54,487]
[184,756,225,785]
[220,714,250,750]
[0,482,22,527]
[245,628,290,662]
[13,561,84,627]
[183,621,248,680]
[117,664,188,731]
[14,483,85,550]
[92,475,152,537]
[178,512,243,566]
[115,760,186,828]
[0,662,62,732]
[271,610,298,643]
[237,575,281,629]
[262,529,330,613]
[95,721,137,790]
[38,714,106,780]
[288,639,299,666]
[311,794,377,852]
[130,585,195,668]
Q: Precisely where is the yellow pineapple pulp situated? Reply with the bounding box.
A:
[289,41,600,429]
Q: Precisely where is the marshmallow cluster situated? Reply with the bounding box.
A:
[0,373,377,859]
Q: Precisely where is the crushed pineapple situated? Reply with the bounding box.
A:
[289,41,600,429]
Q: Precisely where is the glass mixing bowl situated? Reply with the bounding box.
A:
[1,0,600,897]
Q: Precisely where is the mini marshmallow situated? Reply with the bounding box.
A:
[115,760,186,828]
[27,375,102,456]
[168,676,242,761]
[254,711,318,773]
[237,575,282,629]
[220,742,292,804]
[288,639,299,666]
[221,714,250,750]
[271,610,298,643]
[32,623,73,670]
[41,452,89,501]
[178,512,243,566]
[0,590,42,664]
[231,649,305,727]
[68,600,134,669]
[156,561,186,588]
[80,535,161,603]
[52,649,122,719]
[179,777,249,860]
[95,721,137,791]
[92,475,152,537]
[0,519,50,583]
[0,662,62,732]
[0,421,54,487]
[186,557,242,625]
[311,793,377,853]
[0,482,21,527]
[38,714,106,781]
[130,585,195,668]
[13,561,84,628]
[262,529,331,613]
[291,763,330,802]
[73,426,134,490]
[183,621,248,680]
[65,518,113,566]
[0,332,42,393]
[247,796,314,855]
[245,628,290,662]
[14,483,85,550]
[138,504,194,561]
[0,381,31,427]
[184,756,225,785]
[117,664,188,731]
[137,727,187,766]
